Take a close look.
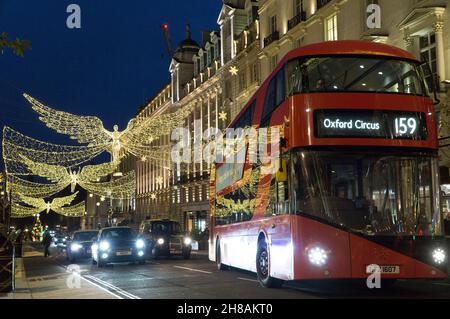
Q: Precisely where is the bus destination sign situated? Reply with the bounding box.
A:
[314,109,428,140]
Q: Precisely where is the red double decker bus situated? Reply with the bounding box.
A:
[209,40,447,288]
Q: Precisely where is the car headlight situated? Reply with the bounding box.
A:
[308,247,328,266]
[157,238,164,245]
[99,241,110,251]
[71,243,82,252]
[184,237,192,246]
[136,239,145,249]
[432,248,446,264]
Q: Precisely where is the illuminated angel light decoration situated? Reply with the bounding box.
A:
[20,155,118,192]
[2,126,107,175]
[18,156,136,199]
[7,175,69,199]
[23,94,188,162]
[11,193,86,218]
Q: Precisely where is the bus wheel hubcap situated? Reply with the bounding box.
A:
[259,250,268,278]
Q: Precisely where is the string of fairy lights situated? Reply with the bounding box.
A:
[3,93,193,219]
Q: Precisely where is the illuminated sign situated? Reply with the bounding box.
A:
[315,110,427,140]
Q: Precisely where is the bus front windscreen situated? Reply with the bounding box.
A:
[286,56,429,96]
[291,151,442,237]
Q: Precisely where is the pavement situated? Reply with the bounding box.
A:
[1,243,450,299]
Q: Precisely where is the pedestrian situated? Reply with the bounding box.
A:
[42,229,52,258]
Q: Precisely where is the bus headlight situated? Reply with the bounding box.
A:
[136,239,145,249]
[308,247,328,266]
[99,241,110,251]
[157,238,164,245]
[432,248,446,264]
[184,237,192,246]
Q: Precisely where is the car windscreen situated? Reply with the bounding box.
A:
[73,232,98,241]
[151,222,182,234]
[102,228,135,240]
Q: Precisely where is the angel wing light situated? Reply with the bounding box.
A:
[23,94,182,162]
[3,126,108,175]
[20,192,78,214]
[18,156,135,199]
[12,193,85,218]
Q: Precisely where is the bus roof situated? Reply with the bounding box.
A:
[282,40,417,63]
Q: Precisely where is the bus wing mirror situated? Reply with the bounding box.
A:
[276,158,287,183]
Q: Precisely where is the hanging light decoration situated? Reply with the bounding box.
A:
[15,155,135,199]
[3,126,107,175]
[23,94,187,162]
[11,192,84,218]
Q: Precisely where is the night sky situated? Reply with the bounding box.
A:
[0,0,222,155]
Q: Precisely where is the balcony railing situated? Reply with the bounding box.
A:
[236,21,259,54]
[317,0,332,10]
[288,11,307,30]
[264,31,280,47]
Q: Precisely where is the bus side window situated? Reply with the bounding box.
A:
[261,67,286,128]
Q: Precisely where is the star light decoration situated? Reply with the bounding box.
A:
[219,111,228,122]
[11,192,85,218]
[23,94,190,163]
[229,66,239,76]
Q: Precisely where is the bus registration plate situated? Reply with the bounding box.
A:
[366,265,400,274]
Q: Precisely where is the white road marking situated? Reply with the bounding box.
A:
[79,276,123,299]
[238,277,259,283]
[174,266,212,274]
[85,275,141,299]
[57,262,140,299]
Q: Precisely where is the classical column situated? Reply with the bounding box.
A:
[403,31,414,53]
[434,21,446,86]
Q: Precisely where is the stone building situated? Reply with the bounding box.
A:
[127,0,450,232]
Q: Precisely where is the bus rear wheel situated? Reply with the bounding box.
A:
[256,241,284,288]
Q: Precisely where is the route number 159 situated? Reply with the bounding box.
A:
[395,118,417,135]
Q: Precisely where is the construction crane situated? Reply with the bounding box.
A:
[161,23,174,58]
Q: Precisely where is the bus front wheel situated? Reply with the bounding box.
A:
[256,241,284,289]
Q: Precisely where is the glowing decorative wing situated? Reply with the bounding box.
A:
[7,175,69,199]
[79,162,119,183]
[19,195,46,209]
[53,201,85,217]
[3,127,107,174]
[80,171,136,199]
[23,94,111,145]
[19,155,70,184]
[11,203,42,218]
[51,192,78,210]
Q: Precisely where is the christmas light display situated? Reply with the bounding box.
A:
[53,201,86,217]
[20,155,119,192]
[23,94,187,162]
[3,126,107,175]
[7,175,69,198]
[11,192,83,218]
[17,156,136,199]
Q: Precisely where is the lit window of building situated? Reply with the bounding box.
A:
[325,14,338,41]
[420,32,437,89]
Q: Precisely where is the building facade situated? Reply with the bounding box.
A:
[128,0,450,233]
